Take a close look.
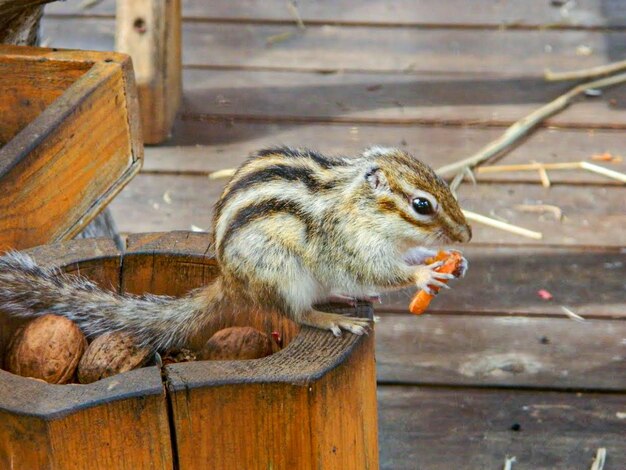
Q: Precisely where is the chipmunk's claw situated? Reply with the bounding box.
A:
[302,310,372,337]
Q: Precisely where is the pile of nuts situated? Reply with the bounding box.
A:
[1,314,282,385]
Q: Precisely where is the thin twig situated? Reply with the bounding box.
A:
[208,169,237,180]
[286,0,306,29]
[560,305,586,322]
[477,162,579,172]
[546,59,626,81]
[476,161,626,183]
[537,166,551,187]
[462,210,543,240]
[436,72,626,178]
[590,448,606,470]
[580,161,626,183]
[503,456,517,470]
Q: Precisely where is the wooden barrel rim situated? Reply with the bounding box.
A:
[0,232,373,418]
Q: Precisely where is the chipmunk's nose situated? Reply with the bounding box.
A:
[456,224,472,243]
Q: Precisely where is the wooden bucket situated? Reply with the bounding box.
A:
[0,232,379,469]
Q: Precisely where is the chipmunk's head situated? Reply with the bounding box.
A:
[360,147,471,246]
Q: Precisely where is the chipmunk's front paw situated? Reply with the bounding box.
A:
[301,310,372,337]
[413,261,455,295]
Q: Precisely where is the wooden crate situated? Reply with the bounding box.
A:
[0,45,143,252]
[0,232,379,470]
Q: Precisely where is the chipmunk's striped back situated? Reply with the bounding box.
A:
[212,147,354,259]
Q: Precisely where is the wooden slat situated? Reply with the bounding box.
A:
[378,386,626,470]
[45,0,626,28]
[376,314,626,390]
[0,57,89,143]
[108,173,626,247]
[39,18,626,128]
[142,120,626,185]
[41,18,626,74]
[179,69,626,129]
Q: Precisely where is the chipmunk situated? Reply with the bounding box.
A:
[0,147,471,351]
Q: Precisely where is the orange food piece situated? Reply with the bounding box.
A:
[409,250,464,315]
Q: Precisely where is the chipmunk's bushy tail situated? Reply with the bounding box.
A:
[0,252,225,350]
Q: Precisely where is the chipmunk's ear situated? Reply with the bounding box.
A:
[366,167,389,192]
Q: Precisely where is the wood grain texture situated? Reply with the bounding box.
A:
[0,54,90,142]
[0,45,143,251]
[376,314,626,390]
[167,304,377,470]
[39,17,626,129]
[378,386,626,470]
[142,120,626,185]
[0,369,173,470]
[45,0,626,28]
[0,238,173,470]
[108,173,626,247]
[178,68,626,129]
[40,18,626,75]
[116,0,181,143]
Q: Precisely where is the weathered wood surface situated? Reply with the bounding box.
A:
[108,173,626,247]
[0,45,143,251]
[178,69,626,129]
[0,1,58,45]
[116,0,181,143]
[46,0,626,28]
[381,245,626,318]
[378,386,626,470]
[40,18,626,129]
[42,19,626,74]
[0,238,173,470]
[376,314,626,390]
[141,120,626,185]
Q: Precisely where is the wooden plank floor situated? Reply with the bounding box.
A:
[44,2,625,469]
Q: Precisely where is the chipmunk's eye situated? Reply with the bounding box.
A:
[412,197,434,215]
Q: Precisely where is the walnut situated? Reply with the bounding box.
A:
[5,314,87,384]
[77,331,152,384]
[199,326,275,361]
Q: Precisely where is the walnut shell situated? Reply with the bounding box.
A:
[6,314,87,384]
[199,326,274,361]
[77,332,152,384]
